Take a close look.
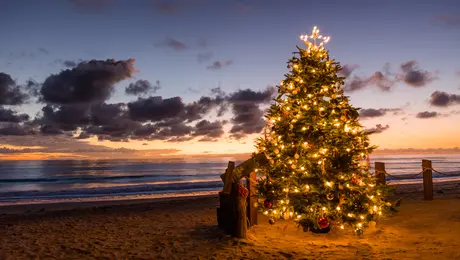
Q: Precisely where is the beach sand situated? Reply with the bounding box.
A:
[1,194,460,260]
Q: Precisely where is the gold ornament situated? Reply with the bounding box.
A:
[326,193,334,200]
[294,154,300,159]
[274,149,279,154]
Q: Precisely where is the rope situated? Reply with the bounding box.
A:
[429,167,460,177]
[375,167,460,180]
[375,169,423,179]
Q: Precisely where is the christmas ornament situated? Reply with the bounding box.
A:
[294,154,300,159]
[238,183,248,198]
[269,218,275,225]
[318,217,330,229]
[326,193,334,200]
[319,110,327,117]
[263,199,273,209]
[356,229,364,236]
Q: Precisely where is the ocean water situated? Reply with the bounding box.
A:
[0,154,459,203]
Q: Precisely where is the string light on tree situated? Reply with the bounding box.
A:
[255,26,396,235]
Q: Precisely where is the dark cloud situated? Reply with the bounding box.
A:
[40,59,137,105]
[184,95,227,121]
[63,60,78,68]
[228,87,276,139]
[0,72,30,105]
[429,91,460,107]
[0,123,37,136]
[197,52,213,63]
[432,13,460,28]
[338,64,359,77]
[128,96,185,122]
[192,120,225,140]
[343,64,395,92]
[0,107,30,123]
[359,108,403,119]
[154,38,187,51]
[125,80,161,96]
[152,122,194,141]
[207,60,233,70]
[39,104,90,132]
[416,111,440,119]
[69,0,115,12]
[365,124,390,134]
[398,61,436,87]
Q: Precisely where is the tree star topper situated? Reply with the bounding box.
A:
[300,26,331,50]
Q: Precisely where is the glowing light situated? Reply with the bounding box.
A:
[300,26,331,49]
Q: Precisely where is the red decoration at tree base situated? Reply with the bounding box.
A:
[318,217,330,229]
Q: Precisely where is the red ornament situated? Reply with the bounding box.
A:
[263,199,273,209]
[318,217,330,229]
[352,178,358,184]
[287,64,291,69]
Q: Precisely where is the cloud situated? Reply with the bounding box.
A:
[227,87,276,139]
[0,122,37,136]
[197,52,213,63]
[397,61,436,87]
[343,61,436,92]
[432,13,460,28]
[365,124,390,134]
[38,48,49,54]
[429,91,460,107]
[359,108,403,119]
[54,59,84,68]
[40,59,137,105]
[0,107,30,123]
[0,72,30,105]
[207,60,233,70]
[69,0,115,12]
[416,111,440,119]
[154,38,187,51]
[338,64,359,77]
[125,80,161,96]
[193,120,225,140]
[128,96,185,122]
[343,64,395,92]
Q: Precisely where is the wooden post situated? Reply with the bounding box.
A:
[375,162,386,186]
[222,161,236,194]
[422,159,433,201]
[231,182,247,238]
[247,171,258,226]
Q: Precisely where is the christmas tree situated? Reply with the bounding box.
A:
[255,26,394,235]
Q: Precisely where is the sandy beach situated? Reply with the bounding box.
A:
[1,191,460,260]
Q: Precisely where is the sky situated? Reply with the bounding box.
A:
[0,0,459,160]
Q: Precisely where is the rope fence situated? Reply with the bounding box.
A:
[374,159,460,201]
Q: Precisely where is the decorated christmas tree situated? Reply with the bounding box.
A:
[255,26,394,234]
